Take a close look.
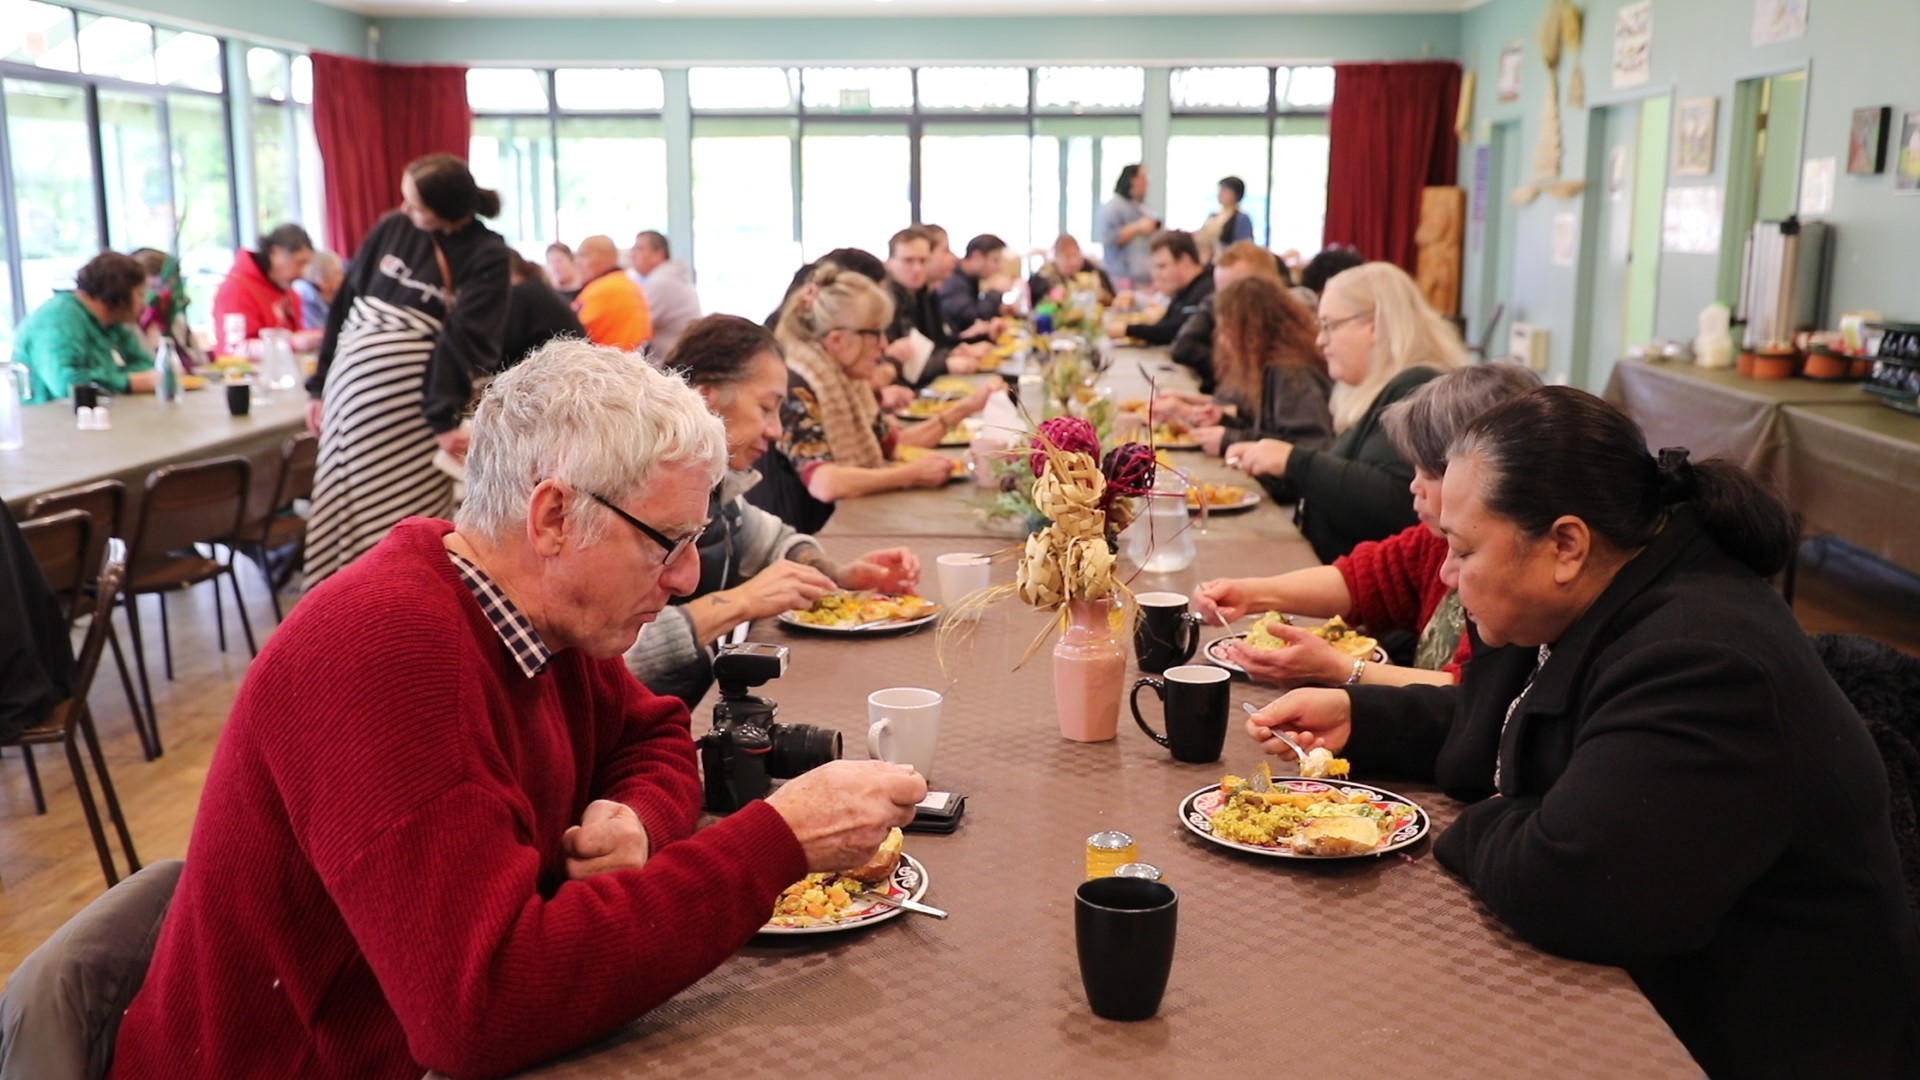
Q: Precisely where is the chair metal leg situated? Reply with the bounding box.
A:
[122,592,163,759]
[104,623,156,760]
[159,591,175,679]
[251,541,285,623]
[76,703,139,874]
[62,726,121,887]
[226,561,259,657]
[20,744,45,814]
[210,573,228,653]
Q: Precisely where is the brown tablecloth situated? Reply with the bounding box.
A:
[1604,358,1874,471]
[0,387,306,527]
[516,530,1701,1079]
[1776,403,1920,575]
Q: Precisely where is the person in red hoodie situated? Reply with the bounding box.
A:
[107,339,926,1080]
[1195,362,1541,689]
[211,222,315,350]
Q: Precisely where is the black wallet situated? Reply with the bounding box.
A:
[905,791,966,834]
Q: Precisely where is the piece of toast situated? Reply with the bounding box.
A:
[845,827,905,884]
[1292,815,1381,857]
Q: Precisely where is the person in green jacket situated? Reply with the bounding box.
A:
[15,251,156,404]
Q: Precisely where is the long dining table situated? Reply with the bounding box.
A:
[512,352,1702,1078]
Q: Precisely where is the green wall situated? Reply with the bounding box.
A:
[95,0,367,54]
[1457,0,1920,385]
[370,13,1459,65]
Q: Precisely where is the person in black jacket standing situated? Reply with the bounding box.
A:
[1225,261,1466,562]
[1247,387,1920,1079]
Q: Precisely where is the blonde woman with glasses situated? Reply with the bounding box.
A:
[746,264,1000,533]
[1224,261,1468,563]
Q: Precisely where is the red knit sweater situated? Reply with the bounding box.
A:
[1332,524,1472,681]
[109,519,808,1080]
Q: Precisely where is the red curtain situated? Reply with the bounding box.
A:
[310,52,471,258]
[1321,61,1462,274]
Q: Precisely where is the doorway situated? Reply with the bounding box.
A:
[1718,69,1809,306]
[1478,120,1521,356]
[1578,95,1670,392]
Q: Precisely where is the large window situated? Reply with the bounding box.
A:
[468,67,670,259]
[691,119,798,321]
[1165,66,1333,256]
[249,48,322,245]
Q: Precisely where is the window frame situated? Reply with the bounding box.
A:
[0,5,233,328]
[1167,65,1333,250]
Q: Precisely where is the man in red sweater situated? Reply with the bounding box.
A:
[109,341,926,1080]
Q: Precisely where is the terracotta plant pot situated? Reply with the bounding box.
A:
[1751,350,1797,380]
[1803,348,1851,381]
[1737,351,1758,378]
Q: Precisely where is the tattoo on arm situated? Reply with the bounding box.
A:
[789,543,843,582]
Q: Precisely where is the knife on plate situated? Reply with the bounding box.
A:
[862,890,948,919]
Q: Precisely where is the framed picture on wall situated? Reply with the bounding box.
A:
[1849,106,1891,175]
[1676,97,1718,177]
[1497,43,1524,102]
[1897,111,1920,193]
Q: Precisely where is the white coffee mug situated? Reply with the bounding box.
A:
[936,552,992,618]
[867,687,943,780]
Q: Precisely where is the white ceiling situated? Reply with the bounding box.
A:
[325,0,1474,17]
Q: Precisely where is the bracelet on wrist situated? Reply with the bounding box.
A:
[1344,657,1367,686]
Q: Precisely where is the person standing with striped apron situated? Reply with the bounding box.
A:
[304,154,510,585]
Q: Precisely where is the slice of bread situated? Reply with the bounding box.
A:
[1293,815,1381,857]
[845,827,905,883]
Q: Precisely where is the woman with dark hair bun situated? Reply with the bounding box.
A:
[304,154,510,583]
[15,251,156,403]
[1247,386,1920,1078]
[622,314,920,707]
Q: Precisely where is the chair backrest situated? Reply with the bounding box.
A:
[250,432,319,540]
[128,456,251,563]
[65,541,128,731]
[18,510,92,627]
[26,481,124,617]
[0,859,184,1080]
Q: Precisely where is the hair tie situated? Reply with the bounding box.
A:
[1655,446,1696,505]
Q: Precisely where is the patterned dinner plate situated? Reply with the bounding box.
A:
[1204,633,1390,678]
[760,853,931,935]
[1179,781,1429,860]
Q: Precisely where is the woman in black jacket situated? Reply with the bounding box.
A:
[499,250,583,370]
[1224,261,1465,562]
[1247,387,1920,1079]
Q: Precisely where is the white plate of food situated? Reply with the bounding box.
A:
[762,842,931,934]
[1186,483,1262,515]
[1204,615,1389,677]
[1179,776,1429,860]
[778,591,942,635]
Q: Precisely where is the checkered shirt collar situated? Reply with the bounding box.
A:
[447,548,553,678]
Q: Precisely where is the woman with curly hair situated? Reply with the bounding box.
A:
[1193,275,1334,462]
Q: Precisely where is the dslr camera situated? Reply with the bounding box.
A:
[697,643,842,814]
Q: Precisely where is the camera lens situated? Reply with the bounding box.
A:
[767,723,842,779]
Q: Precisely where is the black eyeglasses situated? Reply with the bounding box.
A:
[587,492,703,566]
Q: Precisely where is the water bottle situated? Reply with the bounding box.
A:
[0,362,28,450]
[155,338,182,404]
[1125,473,1196,574]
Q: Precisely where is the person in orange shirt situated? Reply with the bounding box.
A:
[572,235,652,352]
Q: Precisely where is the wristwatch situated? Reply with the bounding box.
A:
[1344,657,1367,686]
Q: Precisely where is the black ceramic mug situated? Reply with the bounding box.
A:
[225,381,252,417]
[1130,664,1231,763]
[1133,591,1200,675]
[1075,876,1178,1021]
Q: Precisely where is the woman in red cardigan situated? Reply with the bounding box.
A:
[211,223,316,349]
[1196,362,1539,689]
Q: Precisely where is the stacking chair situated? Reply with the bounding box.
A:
[121,456,257,756]
[2,531,143,887]
[15,510,91,813]
[236,431,319,622]
[25,480,153,759]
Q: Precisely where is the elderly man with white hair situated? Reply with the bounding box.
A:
[108,341,926,1080]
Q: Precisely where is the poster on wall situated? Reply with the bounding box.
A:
[1800,158,1836,215]
[1551,213,1578,267]
[1676,97,1718,177]
[1752,0,1810,46]
[1898,111,1920,194]
[1497,43,1524,102]
[1850,106,1891,175]
[1662,186,1723,254]
[1613,2,1653,89]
